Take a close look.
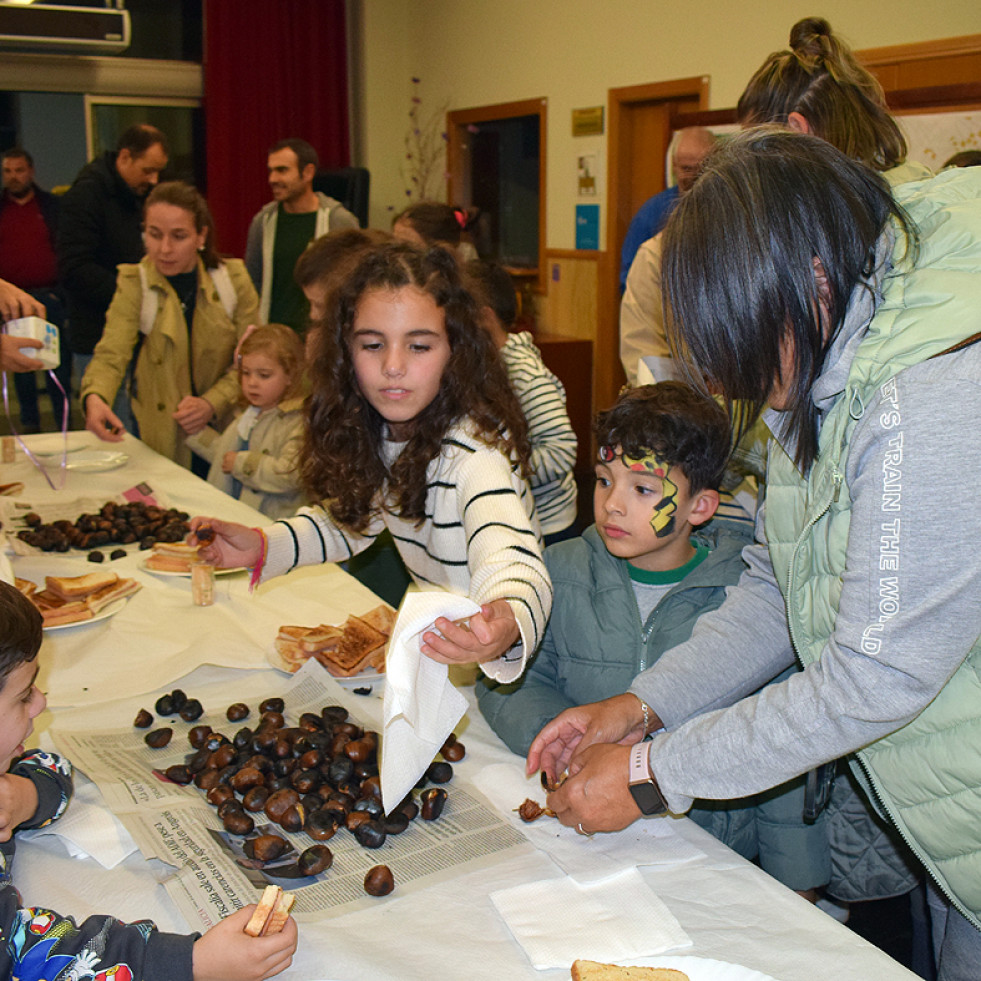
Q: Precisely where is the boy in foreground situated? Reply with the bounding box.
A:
[478,384,829,896]
[0,580,297,981]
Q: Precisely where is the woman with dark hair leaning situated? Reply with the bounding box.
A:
[81,181,258,470]
[529,129,981,980]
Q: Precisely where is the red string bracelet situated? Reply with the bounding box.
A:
[248,527,268,593]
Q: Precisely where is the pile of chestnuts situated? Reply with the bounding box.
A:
[18,500,191,553]
[136,693,465,896]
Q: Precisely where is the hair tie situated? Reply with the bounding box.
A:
[453,208,467,230]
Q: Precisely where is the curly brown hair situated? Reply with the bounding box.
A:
[303,241,530,531]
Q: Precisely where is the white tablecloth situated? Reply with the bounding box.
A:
[3,433,919,981]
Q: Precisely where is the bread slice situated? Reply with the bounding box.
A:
[14,578,36,598]
[358,603,397,637]
[145,552,193,573]
[570,961,689,981]
[244,885,294,937]
[299,624,344,655]
[40,601,94,627]
[86,577,141,614]
[45,570,118,601]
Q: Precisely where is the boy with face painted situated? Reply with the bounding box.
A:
[477,383,830,897]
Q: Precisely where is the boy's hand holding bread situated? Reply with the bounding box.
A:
[191,901,296,981]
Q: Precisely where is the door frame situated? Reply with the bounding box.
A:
[598,76,709,412]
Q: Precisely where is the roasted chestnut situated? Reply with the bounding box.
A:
[383,812,410,835]
[345,811,371,833]
[110,548,127,560]
[364,864,394,896]
[87,550,105,563]
[244,834,290,863]
[207,785,234,807]
[230,766,266,794]
[259,697,285,714]
[297,844,333,876]
[145,728,172,748]
[442,741,465,762]
[226,703,250,722]
[188,725,213,749]
[134,709,153,728]
[322,705,349,725]
[279,804,305,833]
[163,764,192,785]
[425,761,453,784]
[179,698,204,722]
[169,689,188,712]
[264,788,300,823]
[222,810,254,836]
[154,694,175,716]
[420,788,447,821]
[304,809,339,841]
[353,819,387,849]
[242,786,270,813]
[353,796,383,819]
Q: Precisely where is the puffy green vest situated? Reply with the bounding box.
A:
[766,168,981,929]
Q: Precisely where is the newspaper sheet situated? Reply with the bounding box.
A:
[51,660,532,928]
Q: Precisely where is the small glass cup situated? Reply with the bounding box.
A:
[191,561,215,606]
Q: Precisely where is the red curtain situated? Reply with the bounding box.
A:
[203,0,350,258]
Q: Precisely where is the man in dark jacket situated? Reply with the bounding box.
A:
[57,124,168,428]
[0,148,70,430]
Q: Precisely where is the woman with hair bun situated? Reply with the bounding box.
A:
[738,17,929,184]
[81,181,258,468]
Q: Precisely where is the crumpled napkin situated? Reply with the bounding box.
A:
[490,867,691,969]
[380,591,479,813]
[19,779,137,869]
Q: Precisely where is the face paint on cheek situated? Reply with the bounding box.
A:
[621,448,679,538]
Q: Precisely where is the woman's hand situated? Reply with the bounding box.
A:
[174,395,214,435]
[421,599,520,665]
[221,451,237,474]
[0,279,44,320]
[84,394,125,442]
[190,517,263,569]
[545,743,642,835]
[526,693,648,784]
[0,335,44,373]
[191,906,296,981]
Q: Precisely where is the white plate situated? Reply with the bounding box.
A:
[23,434,87,456]
[43,598,128,632]
[64,450,129,472]
[138,557,246,578]
[607,956,781,981]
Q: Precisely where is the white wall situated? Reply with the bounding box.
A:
[358,0,981,247]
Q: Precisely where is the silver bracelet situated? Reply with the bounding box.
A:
[636,695,651,737]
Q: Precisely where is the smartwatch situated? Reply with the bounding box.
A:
[628,742,667,816]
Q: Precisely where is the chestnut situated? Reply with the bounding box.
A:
[154,694,175,716]
[134,709,153,728]
[110,548,127,560]
[188,725,212,749]
[299,712,324,731]
[297,844,333,876]
[262,712,286,732]
[353,796,383,819]
[195,769,220,791]
[207,785,234,807]
[345,811,371,833]
[179,699,204,722]
[425,761,453,784]
[364,864,395,896]
[264,788,300,824]
[242,786,270,813]
[87,550,105,563]
[244,834,290,863]
[345,738,375,764]
[322,705,348,725]
[145,728,172,749]
[279,804,305,833]
[226,703,250,722]
[420,788,448,821]
[163,764,192,785]
[442,741,466,763]
[169,689,188,712]
[304,809,339,841]
[222,810,255,836]
[353,819,387,849]
[259,697,285,714]
[383,812,410,835]
[204,732,229,753]
[327,756,354,786]
[230,766,265,794]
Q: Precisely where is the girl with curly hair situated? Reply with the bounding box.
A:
[193,242,552,679]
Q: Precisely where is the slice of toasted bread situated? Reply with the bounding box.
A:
[86,577,141,614]
[14,577,37,598]
[145,553,193,573]
[244,885,294,937]
[277,624,310,642]
[570,961,689,981]
[152,541,201,558]
[358,603,397,637]
[45,570,119,601]
[299,624,344,654]
[40,601,94,627]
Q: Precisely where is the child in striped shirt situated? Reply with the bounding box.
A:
[466,261,578,543]
[193,242,552,682]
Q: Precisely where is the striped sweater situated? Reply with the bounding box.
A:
[261,422,553,683]
[500,332,578,535]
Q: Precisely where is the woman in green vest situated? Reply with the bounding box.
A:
[528,129,981,981]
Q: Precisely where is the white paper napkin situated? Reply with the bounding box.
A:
[19,779,137,869]
[490,867,691,969]
[380,590,479,813]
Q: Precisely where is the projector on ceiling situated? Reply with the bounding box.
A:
[0,2,130,55]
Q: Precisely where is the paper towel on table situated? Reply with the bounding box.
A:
[19,779,137,869]
[380,591,479,813]
[490,867,691,969]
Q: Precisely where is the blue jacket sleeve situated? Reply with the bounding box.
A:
[9,751,73,830]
